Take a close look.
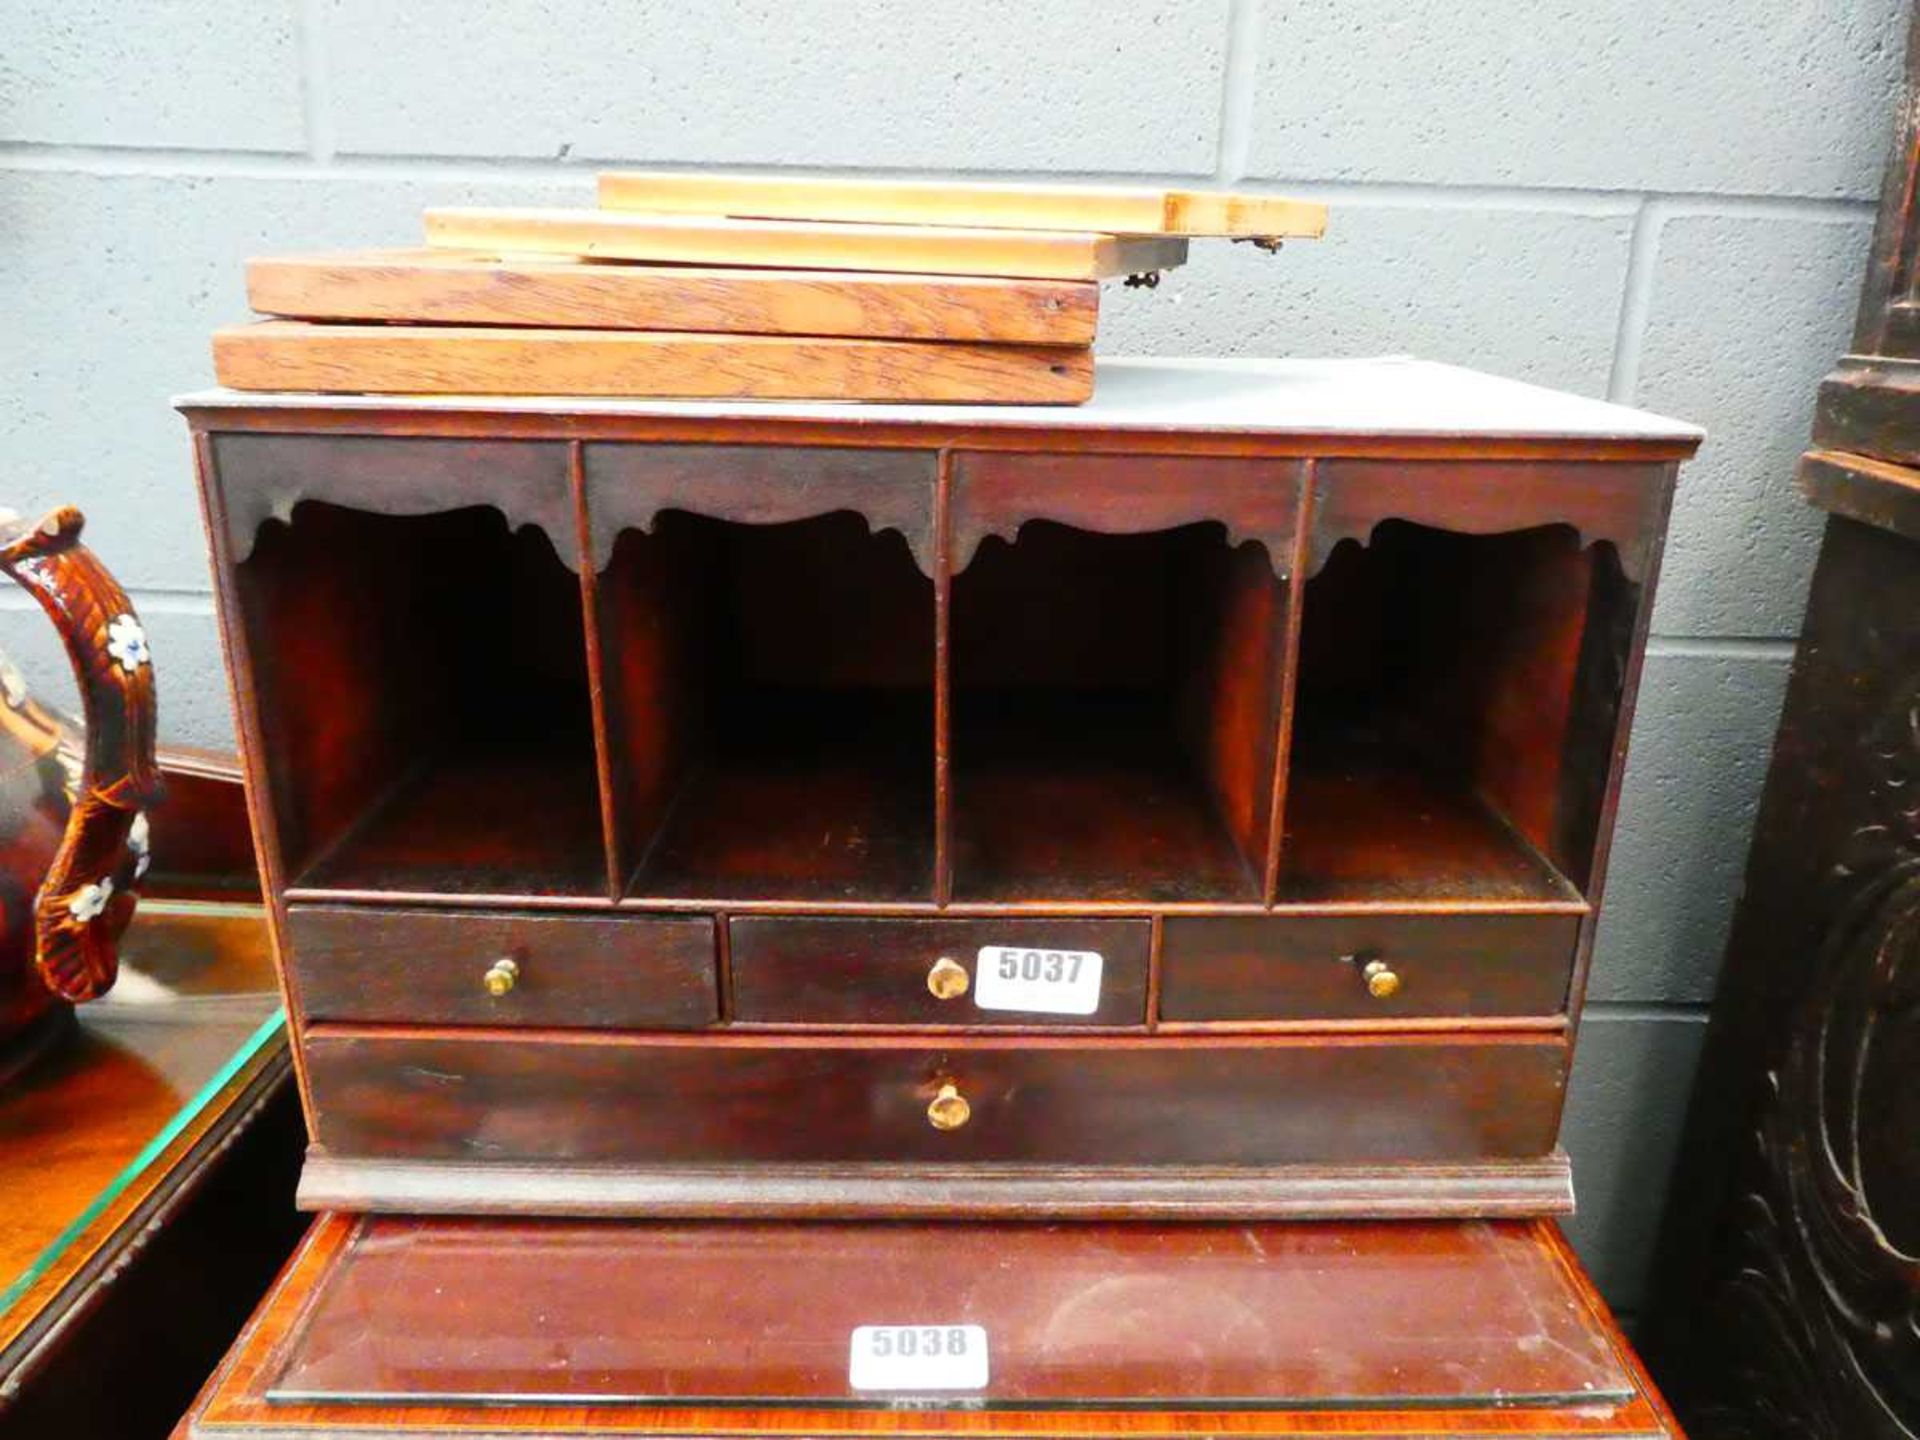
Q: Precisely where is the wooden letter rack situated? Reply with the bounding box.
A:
[179,358,1699,1222]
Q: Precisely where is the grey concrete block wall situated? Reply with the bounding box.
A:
[0,0,1906,1314]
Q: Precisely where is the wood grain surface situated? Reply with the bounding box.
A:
[300,1029,1567,1167]
[286,906,718,1030]
[212,322,1094,402]
[246,249,1098,343]
[1159,912,1579,1021]
[727,917,1150,1028]
[596,171,1328,239]
[423,207,1189,280]
[176,1213,1680,1437]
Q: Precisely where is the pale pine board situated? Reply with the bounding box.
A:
[598,171,1328,239]
[212,322,1093,404]
[422,207,1187,281]
[246,248,1097,343]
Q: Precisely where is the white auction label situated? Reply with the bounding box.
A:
[848,1324,989,1391]
[972,945,1104,1016]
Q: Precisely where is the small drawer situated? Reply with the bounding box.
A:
[305,1032,1567,1165]
[288,905,717,1029]
[1160,913,1579,1022]
[729,917,1150,1026]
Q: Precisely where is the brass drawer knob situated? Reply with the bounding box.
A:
[1360,958,1401,999]
[926,956,970,1000]
[927,1082,971,1131]
[483,957,520,997]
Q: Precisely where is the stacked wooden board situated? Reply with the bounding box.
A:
[212,173,1327,404]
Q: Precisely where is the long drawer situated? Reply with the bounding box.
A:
[303,1032,1567,1165]
[288,906,718,1029]
[1160,913,1579,1021]
[729,917,1150,1026]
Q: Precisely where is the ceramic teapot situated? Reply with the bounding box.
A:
[0,506,159,1077]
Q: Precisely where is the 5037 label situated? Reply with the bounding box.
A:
[848,1324,990,1391]
[972,945,1104,1016]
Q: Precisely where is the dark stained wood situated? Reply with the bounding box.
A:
[145,748,261,901]
[223,480,606,898]
[1643,477,1920,1438]
[583,442,937,574]
[4,1088,304,1440]
[0,910,283,1343]
[182,364,1688,1220]
[1809,14,1920,464]
[949,452,1301,573]
[212,432,579,567]
[295,1150,1576,1219]
[623,691,936,904]
[1811,361,1920,464]
[949,522,1285,903]
[1284,519,1633,900]
[589,510,938,904]
[1643,38,1920,1429]
[729,917,1148,1027]
[175,1212,1681,1438]
[295,748,609,898]
[0,903,299,1437]
[1799,446,1920,540]
[1277,759,1583,904]
[302,1029,1567,1167]
[1309,459,1668,581]
[1159,913,1578,1022]
[286,906,716,1029]
[949,728,1263,903]
[272,1217,1631,1406]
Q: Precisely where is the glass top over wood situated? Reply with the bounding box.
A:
[269,1215,1635,1410]
[0,902,283,1361]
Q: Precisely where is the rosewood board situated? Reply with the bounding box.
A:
[245,249,1099,344]
[212,323,1094,402]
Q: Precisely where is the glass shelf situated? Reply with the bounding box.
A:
[0,902,285,1354]
[269,1216,1634,1410]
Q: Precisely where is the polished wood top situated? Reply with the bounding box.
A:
[180,1213,1680,1437]
[0,902,286,1368]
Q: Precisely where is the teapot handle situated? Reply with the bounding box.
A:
[0,508,160,1001]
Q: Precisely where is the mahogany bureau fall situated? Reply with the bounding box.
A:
[175,356,1701,1221]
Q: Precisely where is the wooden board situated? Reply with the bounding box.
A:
[178,1214,1683,1437]
[211,322,1093,403]
[423,207,1187,281]
[599,170,1329,239]
[245,249,1097,343]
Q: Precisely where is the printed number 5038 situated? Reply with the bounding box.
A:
[869,1326,972,1358]
[849,1324,990,1390]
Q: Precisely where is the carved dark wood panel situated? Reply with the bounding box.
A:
[1644,513,1920,1440]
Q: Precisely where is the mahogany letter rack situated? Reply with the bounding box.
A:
[177,357,1701,1222]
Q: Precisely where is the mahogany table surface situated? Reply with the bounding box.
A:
[0,901,288,1380]
[177,1211,1684,1439]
